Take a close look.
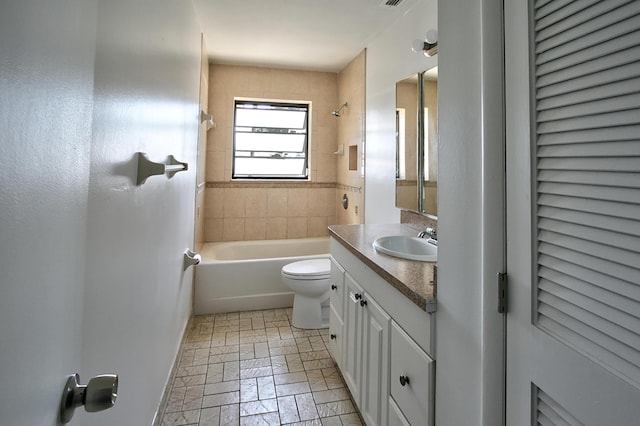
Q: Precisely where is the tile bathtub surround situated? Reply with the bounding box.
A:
[159,309,363,426]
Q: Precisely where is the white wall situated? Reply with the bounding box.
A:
[364,0,437,224]
[437,0,505,425]
[0,1,96,423]
[0,1,201,425]
[81,1,201,425]
[365,0,505,424]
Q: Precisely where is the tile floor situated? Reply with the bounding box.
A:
[159,308,363,426]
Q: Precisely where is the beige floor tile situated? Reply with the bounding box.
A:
[199,407,220,426]
[161,409,200,426]
[202,391,240,408]
[160,311,360,426]
[219,404,240,426]
[277,395,300,424]
[239,411,281,425]
[274,371,308,385]
[239,398,278,416]
[275,381,311,397]
[311,388,350,405]
[240,378,258,402]
[257,376,276,400]
[296,393,320,421]
[315,400,356,418]
[205,380,240,396]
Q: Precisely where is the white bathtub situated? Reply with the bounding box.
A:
[194,237,330,315]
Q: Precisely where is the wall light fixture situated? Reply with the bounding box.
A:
[412,29,438,57]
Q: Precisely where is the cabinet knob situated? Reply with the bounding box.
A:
[354,293,362,300]
[331,284,337,290]
[330,334,337,340]
[399,375,410,386]
[359,299,367,307]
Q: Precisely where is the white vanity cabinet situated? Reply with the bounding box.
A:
[329,237,435,426]
[389,322,434,426]
[328,258,345,369]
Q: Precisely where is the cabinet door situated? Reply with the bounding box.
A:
[390,321,434,426]
[328,304,344,369]
[342,272,364,403]
[360,293,390,426]
[329,257,345,318]
[388,397,411,426]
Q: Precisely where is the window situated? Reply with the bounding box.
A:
[233,99,310,179]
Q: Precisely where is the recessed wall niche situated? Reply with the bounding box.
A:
[348,145,358,171]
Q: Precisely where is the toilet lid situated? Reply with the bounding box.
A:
[282,259,330,278]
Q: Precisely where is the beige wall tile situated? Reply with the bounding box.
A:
[202,60,363,241]
[244,218,267,241]
[245,188,267,218]
[224,188,246,218]
[205,188,224,219]
[222,218,245,241]
[286,188,308,217]
[307,188,328,217]
[205,218,223,242]
[308,217,329,238]
[287,218,307,239]
[267,189,288,217]
[265,218,287,240]
[206,152,226,182]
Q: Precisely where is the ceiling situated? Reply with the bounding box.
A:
[192,0,419,72]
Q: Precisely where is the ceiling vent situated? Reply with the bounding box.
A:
[380,0,403,7]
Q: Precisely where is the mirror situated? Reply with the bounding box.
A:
[395,67,438,217]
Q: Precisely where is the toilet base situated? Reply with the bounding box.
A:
[291,292,330,329]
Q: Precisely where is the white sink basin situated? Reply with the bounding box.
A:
[373,236,438,262]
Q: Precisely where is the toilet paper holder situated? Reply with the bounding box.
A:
[183,249,201,271]
[60,373,118,423]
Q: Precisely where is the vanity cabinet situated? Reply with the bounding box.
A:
[329,237,435,426]
[328,258,345,369]
[341,273,391,426]
[389,322,434,426]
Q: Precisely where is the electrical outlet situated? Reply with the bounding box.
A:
[355,205,358,215]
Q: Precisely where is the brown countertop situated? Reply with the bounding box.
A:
[328,224,437,313]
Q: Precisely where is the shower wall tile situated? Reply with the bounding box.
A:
[265,218,287,240]
[287,217,308,239]
[244,218,267,241]
[204,60,366,242]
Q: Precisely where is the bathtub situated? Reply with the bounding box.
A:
[194,237,330,315]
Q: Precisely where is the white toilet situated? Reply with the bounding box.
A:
[281,258,331,329]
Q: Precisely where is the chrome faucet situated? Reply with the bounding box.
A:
[418,227,437,241]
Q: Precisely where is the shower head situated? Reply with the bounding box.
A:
[331,102,348,117]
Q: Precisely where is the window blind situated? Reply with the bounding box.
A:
[532,0,640,387]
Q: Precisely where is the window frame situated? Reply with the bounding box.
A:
[232,98,311,180]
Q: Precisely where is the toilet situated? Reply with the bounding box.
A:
[281,258,331,329]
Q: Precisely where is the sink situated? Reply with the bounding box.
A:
[372,236,438,262]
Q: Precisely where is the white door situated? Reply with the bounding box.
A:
[505,0,640,424]
[0,0,96,423]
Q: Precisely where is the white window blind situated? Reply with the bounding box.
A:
[532,0,640,387]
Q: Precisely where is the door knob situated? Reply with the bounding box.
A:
[399,375,410,386]
[60,373,118,423]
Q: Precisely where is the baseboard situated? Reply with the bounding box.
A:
[152,315,193,426]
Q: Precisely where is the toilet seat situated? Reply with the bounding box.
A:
[281,259,330,279]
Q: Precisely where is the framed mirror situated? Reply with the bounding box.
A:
[395,66,438,217]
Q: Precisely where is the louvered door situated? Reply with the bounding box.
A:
[505,0,640,424]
